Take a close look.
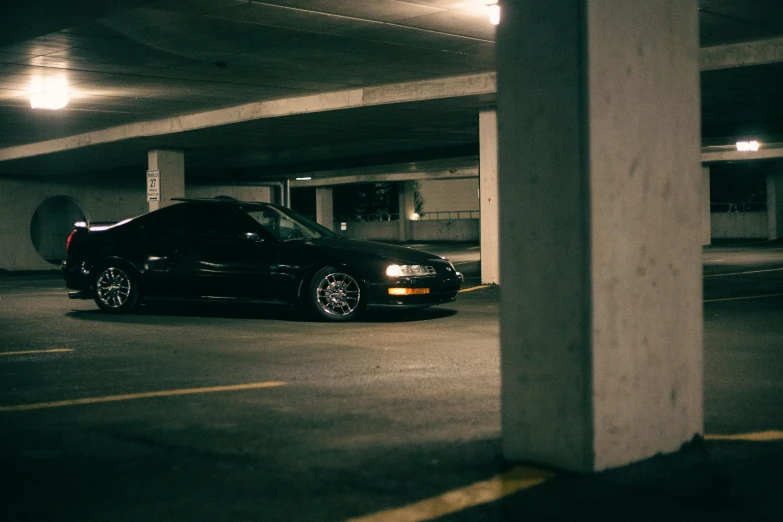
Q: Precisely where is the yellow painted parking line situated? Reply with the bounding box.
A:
[346,466,553,522]
[0,381,285,412]
[459,285,491,293]
[703,293,783,303]
[0,348,74,357]
[705,430,783,442]
[0,292,68,297]
[704,267,783,278]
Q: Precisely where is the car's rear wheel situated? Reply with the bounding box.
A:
[309,266,362,321]
[93,264,139,313]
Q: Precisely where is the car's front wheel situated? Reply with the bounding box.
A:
[93,264,140,313]
[309,266,362,321]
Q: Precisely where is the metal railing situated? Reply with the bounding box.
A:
[710,202,766,213]
[335,213,400,222]
[335,211,480,222]
[417,210,480,220]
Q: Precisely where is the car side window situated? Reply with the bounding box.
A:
[180,204,257,240]
[136,205,186,239]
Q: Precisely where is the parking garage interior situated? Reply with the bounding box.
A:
[2,1,783,520]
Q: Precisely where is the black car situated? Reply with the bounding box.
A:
[62,197,463,321]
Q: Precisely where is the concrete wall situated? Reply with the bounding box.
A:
[0,178,274,271]
[417,178,479,212]
[30,196,87,263]
[338,221,401,242]
[411,219,478,241]
[337,219,479,242]
[0,177,147,270]
[710,212,767,238]
[186,184,272,202]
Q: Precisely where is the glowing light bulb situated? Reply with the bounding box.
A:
[29,75,69,110]
[736,141,760,152]
[487,4,500,25]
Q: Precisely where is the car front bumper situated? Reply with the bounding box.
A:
[365,271,463,308]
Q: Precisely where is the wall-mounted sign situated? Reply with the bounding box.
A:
[147,169,160,202]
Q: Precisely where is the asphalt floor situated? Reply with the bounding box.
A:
[0,240,782,521]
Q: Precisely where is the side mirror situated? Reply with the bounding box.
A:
[243,231,264,242]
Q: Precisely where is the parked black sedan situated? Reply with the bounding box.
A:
[62,197,463,321]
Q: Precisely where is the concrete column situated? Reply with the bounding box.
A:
[767,161,783,240]
[315,187,334,231]
[702,165,712,245]
[398,181,415,242]
[479,109,500,284]
[147,149,184,211]
[283,179,291,208]
[497,0,702,472]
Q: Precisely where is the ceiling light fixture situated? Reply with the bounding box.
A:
[736,140,760,152]
[29,75,69,110]
[487,2,500,25]
[295,177,312,181]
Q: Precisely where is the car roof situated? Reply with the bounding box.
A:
[170,196,275,208]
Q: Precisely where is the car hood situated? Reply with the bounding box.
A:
[299,237,447,264]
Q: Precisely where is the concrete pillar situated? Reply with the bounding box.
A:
[702,165,712,245]
[497,0,703,472]
[480,109,500,284]
[283,179,291,208]
[398,181,415,242]
[315,187,334,231]
[147,149,184,211]
[767,161,783,240]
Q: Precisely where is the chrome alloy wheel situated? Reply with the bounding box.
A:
[315,272,361,317]
[95,267,133,309]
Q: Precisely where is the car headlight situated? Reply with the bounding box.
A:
[386,264,430,277]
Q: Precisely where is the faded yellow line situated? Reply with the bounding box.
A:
[0,348,74,357]
[0,291,68,297]
[704,267,783,278]
[346,466,553,522]
[459,285,490,293]
[705,430,783,442]
[0,381,285,412]
[703,293,783,303]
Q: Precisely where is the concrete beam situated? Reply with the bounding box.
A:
[700,37,783,71]
[289,159,478,187]
[701,143,783,162]
[0,73,496,163]
[289,144,783,188]
[1,36,780,166]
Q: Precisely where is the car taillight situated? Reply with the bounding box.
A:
[66,229,77,254]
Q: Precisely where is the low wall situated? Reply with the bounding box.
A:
[412,219,479,241]
[711,212,767,239]
[337,219,479,242]
[338,221,400,242]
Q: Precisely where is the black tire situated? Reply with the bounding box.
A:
[308,266,363,321]
[93,263,140,313]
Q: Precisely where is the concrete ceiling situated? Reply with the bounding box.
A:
[1,0,783,180]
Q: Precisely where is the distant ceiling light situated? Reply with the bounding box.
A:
[736,141,760,152]
[295,177,312,181]
[29,75,69,110]
[487,2,500,25]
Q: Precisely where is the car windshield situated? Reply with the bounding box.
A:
[242,204,339,241]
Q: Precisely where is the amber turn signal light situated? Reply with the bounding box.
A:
[388,288,430,295]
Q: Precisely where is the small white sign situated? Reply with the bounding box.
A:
[147,169,160,202]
